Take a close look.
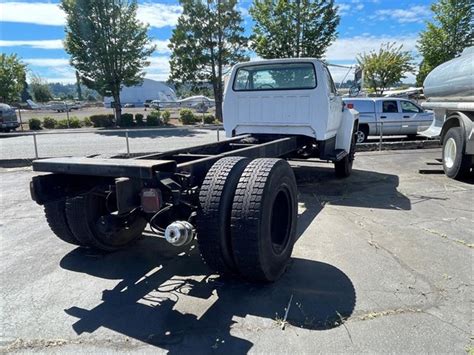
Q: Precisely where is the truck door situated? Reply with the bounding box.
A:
[399,100,425,135]
[323,66,342,132]
[377,100,402,135]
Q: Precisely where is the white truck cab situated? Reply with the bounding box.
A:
[223,58,358,162]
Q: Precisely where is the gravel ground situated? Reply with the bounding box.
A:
[1,148,473,353]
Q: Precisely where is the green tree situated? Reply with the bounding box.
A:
[357,43,415,96]
[0,54,27,103]
[61,0,155,120]
[168,0,248,121]
[250,0,339,59]
[30,74,53,102]
[416,0,472,86]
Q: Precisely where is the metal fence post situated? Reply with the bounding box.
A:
[216,127,220,142]
[125,130,130,157]
[33,133,39,159]
[379,121,383,151]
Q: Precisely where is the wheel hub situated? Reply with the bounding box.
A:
[444,137,457,169]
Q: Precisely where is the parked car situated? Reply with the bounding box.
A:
[124,103,135,108]
[342,98,434,142]
[0,103,20,132]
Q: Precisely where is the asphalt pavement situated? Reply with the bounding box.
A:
[0,149,473,353]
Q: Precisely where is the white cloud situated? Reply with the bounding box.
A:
[151,39,171,54]
[23,58,70,67]
[337,4,351,16]
[375,5,431,24]
[1,1,181,28]
[0,2,65,25]
[0,39,64,49]
[137,3,182,28]
[326,35,418,61]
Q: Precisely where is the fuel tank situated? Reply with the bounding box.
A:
[423,46,474,103]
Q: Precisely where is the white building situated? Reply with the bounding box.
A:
[103,78,177,108]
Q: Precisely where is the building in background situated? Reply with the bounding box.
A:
[103,79,177,108]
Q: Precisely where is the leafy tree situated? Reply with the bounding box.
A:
[357,43,415,96]
[61,0,155,120]
[416,0,472,85]
[30,74,53,102]
[168,0,248,121]
[0,54,27,103]
[250,0,339,59]
[21,81,32,102]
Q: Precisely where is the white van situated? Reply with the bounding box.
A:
[342,98,433,142]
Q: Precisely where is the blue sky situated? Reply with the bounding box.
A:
[0,0,434,84]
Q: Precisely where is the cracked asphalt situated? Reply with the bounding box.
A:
[0,148,473,353]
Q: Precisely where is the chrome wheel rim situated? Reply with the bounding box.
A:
[356,130,365,143]
[444,137,456,169]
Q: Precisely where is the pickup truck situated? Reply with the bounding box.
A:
[342,97,433,143]
[30,58,359,282]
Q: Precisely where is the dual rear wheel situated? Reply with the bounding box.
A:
[197,157,298,282]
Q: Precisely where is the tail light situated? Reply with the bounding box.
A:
[141,188,162,213]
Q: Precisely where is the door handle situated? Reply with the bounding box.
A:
[403,115,410,118]
[380,116,387,118]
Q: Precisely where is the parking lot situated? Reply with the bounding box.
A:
[1,148,472,353]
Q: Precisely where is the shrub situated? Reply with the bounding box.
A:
[203,114,216,124]
[135,113,144,126]
[161,110,171,124]
[28,118,42,130]
[56,119,69,129]
[118,113,134,127]
[69,117,81,128]
[179,109,196,125]
[83,117,93,127]
[147,110,162,126]
[43,117,56,129]
[90,114,115,127]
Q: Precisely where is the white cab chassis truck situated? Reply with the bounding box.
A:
[422,46,474,179]
[30,58,358,282]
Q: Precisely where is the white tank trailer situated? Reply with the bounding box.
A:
[422,46,474,179]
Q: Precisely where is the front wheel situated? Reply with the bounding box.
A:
[335,130,356,178]
[442,127,471,179]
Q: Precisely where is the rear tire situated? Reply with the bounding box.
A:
[231,158,298,282]
[197,157,251,274]
[442,127,471,179]
[66,192,147,251]
[355,125,369,143]
[44,200,82,246]
[335,130,356,178]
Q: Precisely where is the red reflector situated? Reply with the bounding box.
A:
[141,188,162,213]
[347,103,354,109]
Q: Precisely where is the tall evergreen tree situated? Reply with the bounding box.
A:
[61,0,155,119]
[250,0,340,59]
[416,0,472,85]
[168,0,248,121]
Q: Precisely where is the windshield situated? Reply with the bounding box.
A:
[233,62,317,91]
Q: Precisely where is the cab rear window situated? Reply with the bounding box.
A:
[233,62,317,91]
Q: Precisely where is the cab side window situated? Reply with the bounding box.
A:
[382,100,399,113]
[400,100,421,113]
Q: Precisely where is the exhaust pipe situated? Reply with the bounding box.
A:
[164,221,195,246]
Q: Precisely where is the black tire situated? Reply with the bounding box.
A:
[355,125,369,143]
[44,200,82,246]
[231,158,298,282]
[197,157,250,274]
[335,130,356,178]
[66,192,147,251]
[442,127,472,179]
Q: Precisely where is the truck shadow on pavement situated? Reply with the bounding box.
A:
[59,165,408,352]
[60,238,356,353]
[96,127,212,139]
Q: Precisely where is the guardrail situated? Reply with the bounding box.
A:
[369,119,435,151]
[1,126,222,160]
